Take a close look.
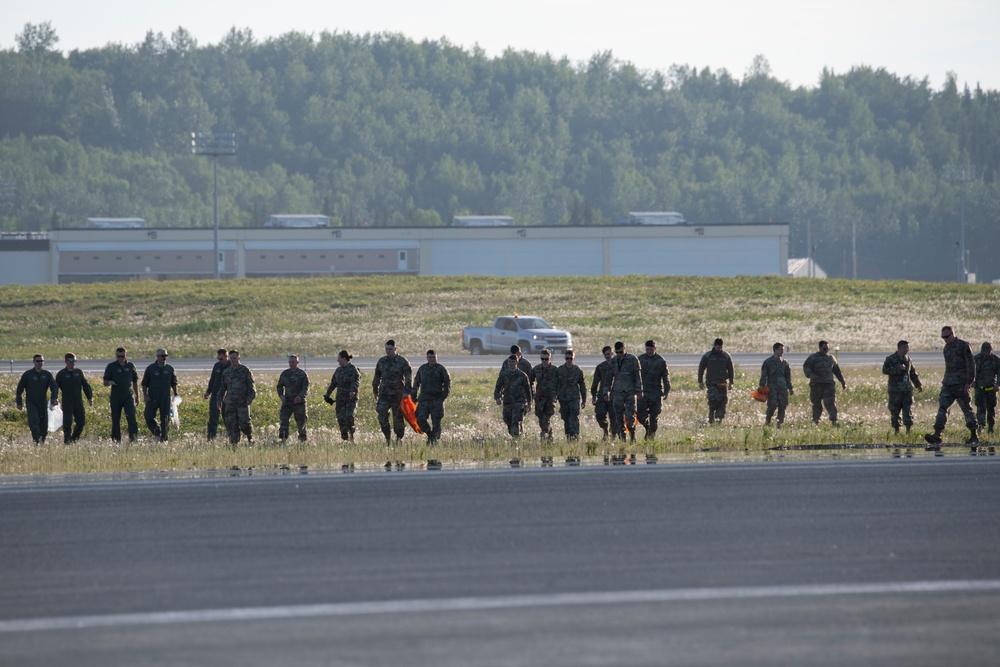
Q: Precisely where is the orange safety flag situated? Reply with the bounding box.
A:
[750,386,769,403]
[400,396,423,434]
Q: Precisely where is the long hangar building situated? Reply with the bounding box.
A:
[2,223,788,284]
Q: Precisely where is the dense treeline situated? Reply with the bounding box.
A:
[1,23,999,281]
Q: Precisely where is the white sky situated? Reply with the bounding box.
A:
[4,1,999,91]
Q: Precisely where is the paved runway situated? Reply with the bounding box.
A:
[2,458,999,665]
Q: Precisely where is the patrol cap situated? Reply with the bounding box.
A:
[156,348,169,357]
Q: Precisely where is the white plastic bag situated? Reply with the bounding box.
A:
[47,404,63,433]
[170,395,183,430]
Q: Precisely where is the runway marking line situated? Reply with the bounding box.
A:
[3,579,999,633]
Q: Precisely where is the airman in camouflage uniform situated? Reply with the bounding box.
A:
[759,343,794,427]
[324,350,361,441]
[498,345,534,385]
[881,340,922,434]
[411,350,451,443]
[494,355,532,437]
[698,338,735,424]
[55,353,93,443]
[16,354,58,443]
[606,341,643,442]
[276,354,309,441]
[802,341,846,425]
[637,340,670,440]
[925,326,978,445]
[530,350,559,440]
[974,342,1000,434]
[555,350,587,439]
[219,349,256,446]
[590,346,614,439]
[372,339,412,443]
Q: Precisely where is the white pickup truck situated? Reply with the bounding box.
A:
[462,316,573,356]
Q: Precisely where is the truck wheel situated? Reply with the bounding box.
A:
[470,341,484,356]
[518,340,530,354]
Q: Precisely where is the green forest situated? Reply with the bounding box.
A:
[1,22,998,282]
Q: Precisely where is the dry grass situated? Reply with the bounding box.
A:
[3,274,996,476]
[1,366,987,476]
[0,275,997,360]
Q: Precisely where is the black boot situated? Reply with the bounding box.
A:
[924,429,943,445]
[966,428,980,445]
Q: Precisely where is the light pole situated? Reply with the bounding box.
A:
[943,163,976,283]
[191,132,236,279]
[0,180,15,232]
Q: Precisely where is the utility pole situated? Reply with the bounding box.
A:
[806,218,813,278]
[943,164,976,283]
[191,132,237,279]
[851,219,857,280]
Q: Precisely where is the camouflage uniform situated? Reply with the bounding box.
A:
[974,348,1000,432]
[759,356,793,426]
[881,351,922,431]
[590,359,613,438]
[555,363,587,439]
[373,354,412,441]
[277,366,310,441]
[607,353,642,441]
[494,368,532,437]
[325,363,361,440]
[220,364,256,445]
[698,349,735,423]
[637,352,670,439]
[141,362,177,441]
[500,356,534,380]
[205,360,230,439]
[103,359,139,443]
[803,352,845,424]
[530,362,560,439]
[411,362,451,443]
[16,366,57,443]
[933,337,977,435]
[55,366,93,443]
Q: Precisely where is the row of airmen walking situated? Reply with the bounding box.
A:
[13,327,1000,446]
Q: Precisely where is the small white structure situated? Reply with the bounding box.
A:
[84,218,147,229]
[451,215,515,227]
[264,214,330,228]
[625,211,687,225]
[788,257,827,278]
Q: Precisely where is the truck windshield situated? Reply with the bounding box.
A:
[516,317,551,329]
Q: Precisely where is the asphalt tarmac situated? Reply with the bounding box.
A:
[2,458,999,665]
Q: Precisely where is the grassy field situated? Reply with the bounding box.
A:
[0,366,991,476]
[1,275,998,361]
[2,274,997,475]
